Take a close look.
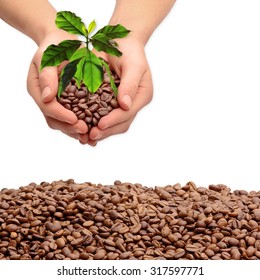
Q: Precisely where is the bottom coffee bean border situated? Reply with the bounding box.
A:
[0,179,260,260]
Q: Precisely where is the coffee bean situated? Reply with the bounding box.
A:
[100,101,108,108]
[75,90,86,99]
[174,248,186,259]
[92,118,98,126]
[97,108,109,116]
[59,98,71,105]
[93,112,101,120]
[71,237,84,246]
[185,244,199,253]
[161,226,171,237]
[45,221,62,233]
[6,224,18,232]
[103,73,110,84]
[56,238,66,249]
[1,180,260,260]
[246,246,256,257]
[209,185,222,192]
[78,103,88,110]
[67,85,77,93]
[253,209,260,222]
[78,112,86,120]
[227,237,239,246]
[55,63,121,130]
[89,103,99,113]
[0,202,10,209]
[85,117,92,124]
[93,249,106,260]
[119,251,132,259]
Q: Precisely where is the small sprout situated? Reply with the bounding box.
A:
[41,11,130,97]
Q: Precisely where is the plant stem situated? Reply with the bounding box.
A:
[86,37,90,49]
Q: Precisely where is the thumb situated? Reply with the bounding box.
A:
[39,66,59,103]
[117,65,143,111]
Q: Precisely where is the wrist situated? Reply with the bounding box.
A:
[109,0,175,46]
[37,29,78,49]
[109,17,151,46]
[34,26,60,46]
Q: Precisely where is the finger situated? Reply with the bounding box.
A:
[95,108,133,132]
[97,69,153,131]
[89,116,134,141]
[39,66,58,103]
[33,50,59,103]
[117,62,145,111]
[45,117,88,135]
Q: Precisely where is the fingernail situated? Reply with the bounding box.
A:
[101,124,109,130]
[92,132,103,140]
[42,87,51,101]
[122,95,132,110]
[75,129,84,134]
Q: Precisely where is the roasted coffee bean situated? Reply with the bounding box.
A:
[110,98,119,108]
[67,85,77,93]
[56,238,66,249]
[161,226,171,237]
[185,244,199,253]
[88,103,99,113]
[93,112,101,120]
[6,224,18,232]
[85,117,92,124]
[227,237,240,246]
[45,221,62,233]
[253,209,260,222]
[0,201,10,209]
[59,98,71,105]
[72,107,80,113]
[1,180,260,260]
[98,108,109,116]
[100,101,108,108]
[78,112,86,120]
[93,249,106,260]
[92,117,98,126]
[78,103,88,110]
[55,64,121,130]
[174,248,186,259]
[75,90,86,99]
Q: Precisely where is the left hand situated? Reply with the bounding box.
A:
[89,35,153,142]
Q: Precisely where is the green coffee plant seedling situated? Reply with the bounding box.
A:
[41,11,130,97]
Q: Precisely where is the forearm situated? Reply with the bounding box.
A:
[0,0,57,45]
[109,0,176,45]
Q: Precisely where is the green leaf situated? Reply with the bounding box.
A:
[70,47,88,61]
[88,20,96,34]
[82,50,103,93]
[95,24,130,39]
[91,33,122,57]
[58,59,81,97]
[74,58,85,88]
[101,60,118,97]
[41,40,82,70]
[56,11,87,37]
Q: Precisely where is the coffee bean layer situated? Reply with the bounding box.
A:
[0,180,260,260]
[59,70,120,131]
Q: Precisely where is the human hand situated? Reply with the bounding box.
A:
[27,29,94,145]
[89,36,153,141]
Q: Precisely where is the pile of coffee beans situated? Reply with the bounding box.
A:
[58,68,120,131]
[0,180,260,260]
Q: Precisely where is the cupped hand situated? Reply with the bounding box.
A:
[89,36,153,141]
[27,30,94,145]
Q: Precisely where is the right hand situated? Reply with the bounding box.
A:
[27,29,95,145]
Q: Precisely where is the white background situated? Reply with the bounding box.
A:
[1,0,260,191]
